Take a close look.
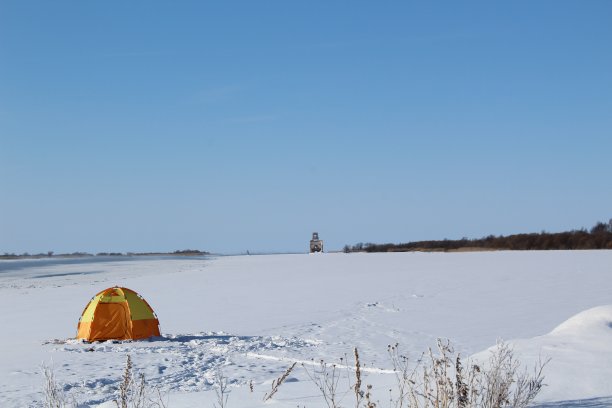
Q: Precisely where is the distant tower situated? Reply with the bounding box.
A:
[310,232,323,253]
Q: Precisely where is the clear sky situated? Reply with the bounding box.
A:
[1,1,611,254]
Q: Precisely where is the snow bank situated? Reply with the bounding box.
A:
[473,305,612,403]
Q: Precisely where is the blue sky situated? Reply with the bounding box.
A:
[1,1,611,254]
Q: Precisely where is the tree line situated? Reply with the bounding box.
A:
[0,249,210,259]
[344,219,612,253]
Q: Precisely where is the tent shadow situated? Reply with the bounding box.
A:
[45,334,257,345]
[149,333,257,343]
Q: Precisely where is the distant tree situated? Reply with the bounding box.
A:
[590,222,608,235]
[173,249,210,255]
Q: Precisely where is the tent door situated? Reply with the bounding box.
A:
[90,303,130,340]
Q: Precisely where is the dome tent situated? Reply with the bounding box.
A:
[77,287,160,342]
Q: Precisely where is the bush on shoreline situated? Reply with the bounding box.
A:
[346,219,612,253]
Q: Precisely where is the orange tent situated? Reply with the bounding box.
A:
[76,287,160,342]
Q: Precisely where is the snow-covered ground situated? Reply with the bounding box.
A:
[1,251,612,407]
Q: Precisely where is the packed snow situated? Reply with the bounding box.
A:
[1,251,612,407]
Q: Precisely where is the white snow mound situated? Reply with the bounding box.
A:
[473,305,612,404]
[550,304,612,337]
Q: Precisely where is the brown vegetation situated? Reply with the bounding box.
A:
[345,219,612,253]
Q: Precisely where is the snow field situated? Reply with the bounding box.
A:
[1,251,612,407]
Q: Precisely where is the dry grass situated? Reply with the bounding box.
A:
[42,340,546,408]
[263,362,297,401]
[387,340,548,408]
[115,355,168,408]
[213,369,230,408]
[354,348,363,408]
[303,359,344,408]
[42,363,77,408]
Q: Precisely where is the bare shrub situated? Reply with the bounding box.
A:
[365,384,377,408]
[387,340,548,408]
[303,359,344,408]
[42,356,167,408]
[115,355,168,408]
[388,343,422,407]
[42,363,77,408]
[479,342,549,408]
[213,369,230,408]
[511,357,547,407]
[263,362,296,401]
[354,348,363,408]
